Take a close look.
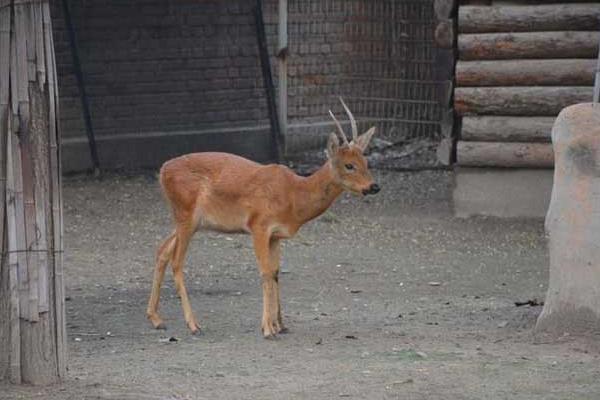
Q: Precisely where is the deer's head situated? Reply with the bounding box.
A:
[326,98,380,196]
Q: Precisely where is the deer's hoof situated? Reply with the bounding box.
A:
[148,314,167,330]
[263,332,279,340]
[261,320,284,338]
[188,321,202,335]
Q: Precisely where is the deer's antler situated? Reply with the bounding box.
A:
[328,109,349,146]
[339,97,358,142]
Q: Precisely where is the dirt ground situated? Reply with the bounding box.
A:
[3,168,600,400]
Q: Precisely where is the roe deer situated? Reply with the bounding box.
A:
[146,98,380,338]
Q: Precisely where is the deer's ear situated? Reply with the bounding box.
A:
[354,126,376,152]
[326,132,340,158]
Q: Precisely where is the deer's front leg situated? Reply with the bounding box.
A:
[252,230,282,338]
[269,238,288,333]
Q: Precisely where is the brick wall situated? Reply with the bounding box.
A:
[51,0,279,171]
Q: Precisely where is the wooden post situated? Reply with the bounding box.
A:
[433,0,457,166]
[0,0,66,385]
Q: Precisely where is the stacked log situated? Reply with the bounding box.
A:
[454,1,600,168]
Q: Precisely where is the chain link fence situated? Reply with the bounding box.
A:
[287,0,444,168]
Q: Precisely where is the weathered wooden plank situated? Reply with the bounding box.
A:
[43,0,66,378]
[5,115,22,384]
[458,31,599,60]
[456,59,596,87]
[1,5,20,382]
[34,2,45,89]
[456,141,554,168]
[25,4,35,81]
[461,116,556,142]
[16,2,39,322]
[9,10,29,321]
[29,85,49,313]
[455,86,592,116]
[459,4,600,33]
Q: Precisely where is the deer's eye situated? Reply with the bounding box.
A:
[345,163,355,171]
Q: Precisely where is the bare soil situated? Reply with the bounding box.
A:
[3,169,600,400]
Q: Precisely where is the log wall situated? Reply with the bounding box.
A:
[454,0,598,168]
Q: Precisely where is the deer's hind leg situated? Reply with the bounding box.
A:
[171,222,202,334]
[147,231,177,329]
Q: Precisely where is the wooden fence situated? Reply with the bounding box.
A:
[0,0,66,385]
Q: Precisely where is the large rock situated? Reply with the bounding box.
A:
[536,103,600,337]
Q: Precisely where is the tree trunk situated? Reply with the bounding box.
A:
[536,103,600,337]
[459,4,600,33]
[456,141,554,168]
[0,0,65,385]
[456,59,596,87]
[461,116,555,142]
[458,31,599,60]
[454,86,592,116]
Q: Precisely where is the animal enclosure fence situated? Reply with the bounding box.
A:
[50,0,444,171]
[287,0,444,167]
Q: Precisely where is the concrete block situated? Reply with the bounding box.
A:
[453,167,554,218]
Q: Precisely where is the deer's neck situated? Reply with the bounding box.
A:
[294,161,344,225]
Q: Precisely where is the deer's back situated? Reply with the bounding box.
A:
[159,152,297,232]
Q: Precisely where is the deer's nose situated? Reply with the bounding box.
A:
[363,183,381,195]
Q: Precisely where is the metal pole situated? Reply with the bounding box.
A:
[594,21,600,103]
[254,0,282,163]
[61,0,100,173]
[277,0,288,154]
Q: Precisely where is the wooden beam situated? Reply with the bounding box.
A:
[461,116,555,142]
[456,141,554,168]
[458,31,599,60]
[459,4,600,33]
[455,86,592,116]
[456,59,596,87]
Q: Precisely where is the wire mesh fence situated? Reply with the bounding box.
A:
[288,0,444,168]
